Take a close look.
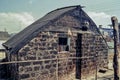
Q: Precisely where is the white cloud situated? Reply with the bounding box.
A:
[0,12,35,33]
[0,11,112,33]
[87,12,112,27]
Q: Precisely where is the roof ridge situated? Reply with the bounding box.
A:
[46,5,83,15]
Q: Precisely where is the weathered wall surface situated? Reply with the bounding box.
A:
[17,31,76,80]
[7,31,108,80]
[78,33,108,79]
[0,59,8,79]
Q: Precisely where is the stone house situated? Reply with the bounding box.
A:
[2,5,108,80]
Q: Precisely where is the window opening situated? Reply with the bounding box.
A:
[58,37,70,52]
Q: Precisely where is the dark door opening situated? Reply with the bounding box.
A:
[76,33,82,79]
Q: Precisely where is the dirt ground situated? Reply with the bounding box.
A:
[94,49,120,80]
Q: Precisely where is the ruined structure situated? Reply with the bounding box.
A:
[1,5,108,80]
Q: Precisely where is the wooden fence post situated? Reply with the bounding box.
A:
[111,16,119,80]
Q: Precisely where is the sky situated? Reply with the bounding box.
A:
[0,0,119,33]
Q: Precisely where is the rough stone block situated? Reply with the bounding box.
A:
[33,61,43,65]
[19,62,31,67]
[25,67,33,72]
[34,66,40,71]
[20,74,30,79]
[26,56,36,60]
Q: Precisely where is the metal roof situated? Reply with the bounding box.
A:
[3,5,81,53]
[3,5,105,54]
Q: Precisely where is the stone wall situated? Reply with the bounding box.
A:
[0,59,8,79]
[76,33,108,79]
[16,31,76,80]
[7,31,108,80]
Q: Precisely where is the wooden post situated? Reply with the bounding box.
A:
[111,16,119,80]
[76,33,82,80]
[95,54,97,80]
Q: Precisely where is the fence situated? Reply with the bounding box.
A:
[0,56,104,80]
[0,54,111,80]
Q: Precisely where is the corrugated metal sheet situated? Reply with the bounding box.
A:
[3,6,77,53]
[3,5,103,54]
